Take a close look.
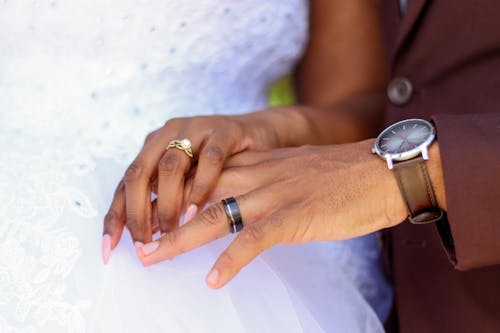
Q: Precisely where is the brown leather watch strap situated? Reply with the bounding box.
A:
[393,156,444,224]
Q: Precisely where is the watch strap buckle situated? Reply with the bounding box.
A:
[408,208,445,224]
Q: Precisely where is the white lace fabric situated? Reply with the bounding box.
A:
[0,0,308,156]
[0,1,390,332]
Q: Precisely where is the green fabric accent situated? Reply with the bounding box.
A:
[268,75,296,106]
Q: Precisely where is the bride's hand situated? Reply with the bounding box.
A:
[134,140,442,287]
[101,107,313,262]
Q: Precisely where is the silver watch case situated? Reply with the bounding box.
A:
[372,119,436,170]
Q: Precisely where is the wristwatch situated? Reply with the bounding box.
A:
[372,118,444,224]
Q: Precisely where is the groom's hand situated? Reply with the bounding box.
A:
[135,140,446,288]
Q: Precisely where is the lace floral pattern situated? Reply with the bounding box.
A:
[0,135,98,332]
[0,1,310,331]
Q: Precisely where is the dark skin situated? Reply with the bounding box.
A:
[102,0,390,263]
[137,141,445,288]
[130,1,448,289]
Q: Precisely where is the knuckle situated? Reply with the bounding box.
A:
[104,210,124,235]
[240,225,264,244]
[114,180,125,194]
[191,182,209,198]
[158,154,181,174]
[163,228,180,248]
[124,161,144,183]
[190,115,207,125]
[256,158,277,169]
[217,251,235,268]
[157,210,174,224]
[269,213,286,229]
[143,131,156,144]
[126,218,141,232]
[163,117,185,127]
[202,145,225,165]
[199,204,225,227]
[104,211,120,223]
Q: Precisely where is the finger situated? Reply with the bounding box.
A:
[200,162,279,204]
[180,166,197,217]
[145,187,153,236]
[124,158,153,244]
[182,176,195,212]
[185,135,232,223]
[151,177,158,195]
[183,169,254,206]
[102,180,126,264]
[156,144,194,233]
[138,187,280,266]
[206,213,285,288]
[123,128,180,243]
[223,148,291,168]
[151,199,161,234]
[143,129,160,145]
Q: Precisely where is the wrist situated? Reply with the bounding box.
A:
[366,139,409,227]
[375,139,447,228]
[337,139,408,229]
[372,119,447,225]
[236,106,317,149]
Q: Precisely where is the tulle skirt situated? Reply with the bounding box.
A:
[0,132,391,332]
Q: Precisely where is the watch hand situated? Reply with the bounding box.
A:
[397,140,406,151]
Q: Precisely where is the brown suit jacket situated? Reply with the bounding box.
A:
[380,0,500,332]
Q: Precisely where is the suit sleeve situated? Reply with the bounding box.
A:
[432,112,500,270]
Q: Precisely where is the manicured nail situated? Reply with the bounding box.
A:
[134,241,144,250]
[184,204,198,224]
[206,268,219,287]
[102,234,112,265]
[141,241,160,256]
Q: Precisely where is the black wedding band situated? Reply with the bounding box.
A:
[222,197,244,233]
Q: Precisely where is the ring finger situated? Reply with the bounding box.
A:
[138,186,281,266]
[156,135,201,233]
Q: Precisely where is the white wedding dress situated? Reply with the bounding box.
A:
[0,1,392,332]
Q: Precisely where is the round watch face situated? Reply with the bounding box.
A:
[374,119,435,161]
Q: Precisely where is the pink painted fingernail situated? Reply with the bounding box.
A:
[141,241,160,256]
[206,268,219,287]
[184,204,198,224]
[102,234,112,265]
[134,241,144,250]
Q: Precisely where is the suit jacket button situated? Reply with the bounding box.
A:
[387,77,413,106]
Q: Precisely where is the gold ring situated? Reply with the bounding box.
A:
[167,139,194,158]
